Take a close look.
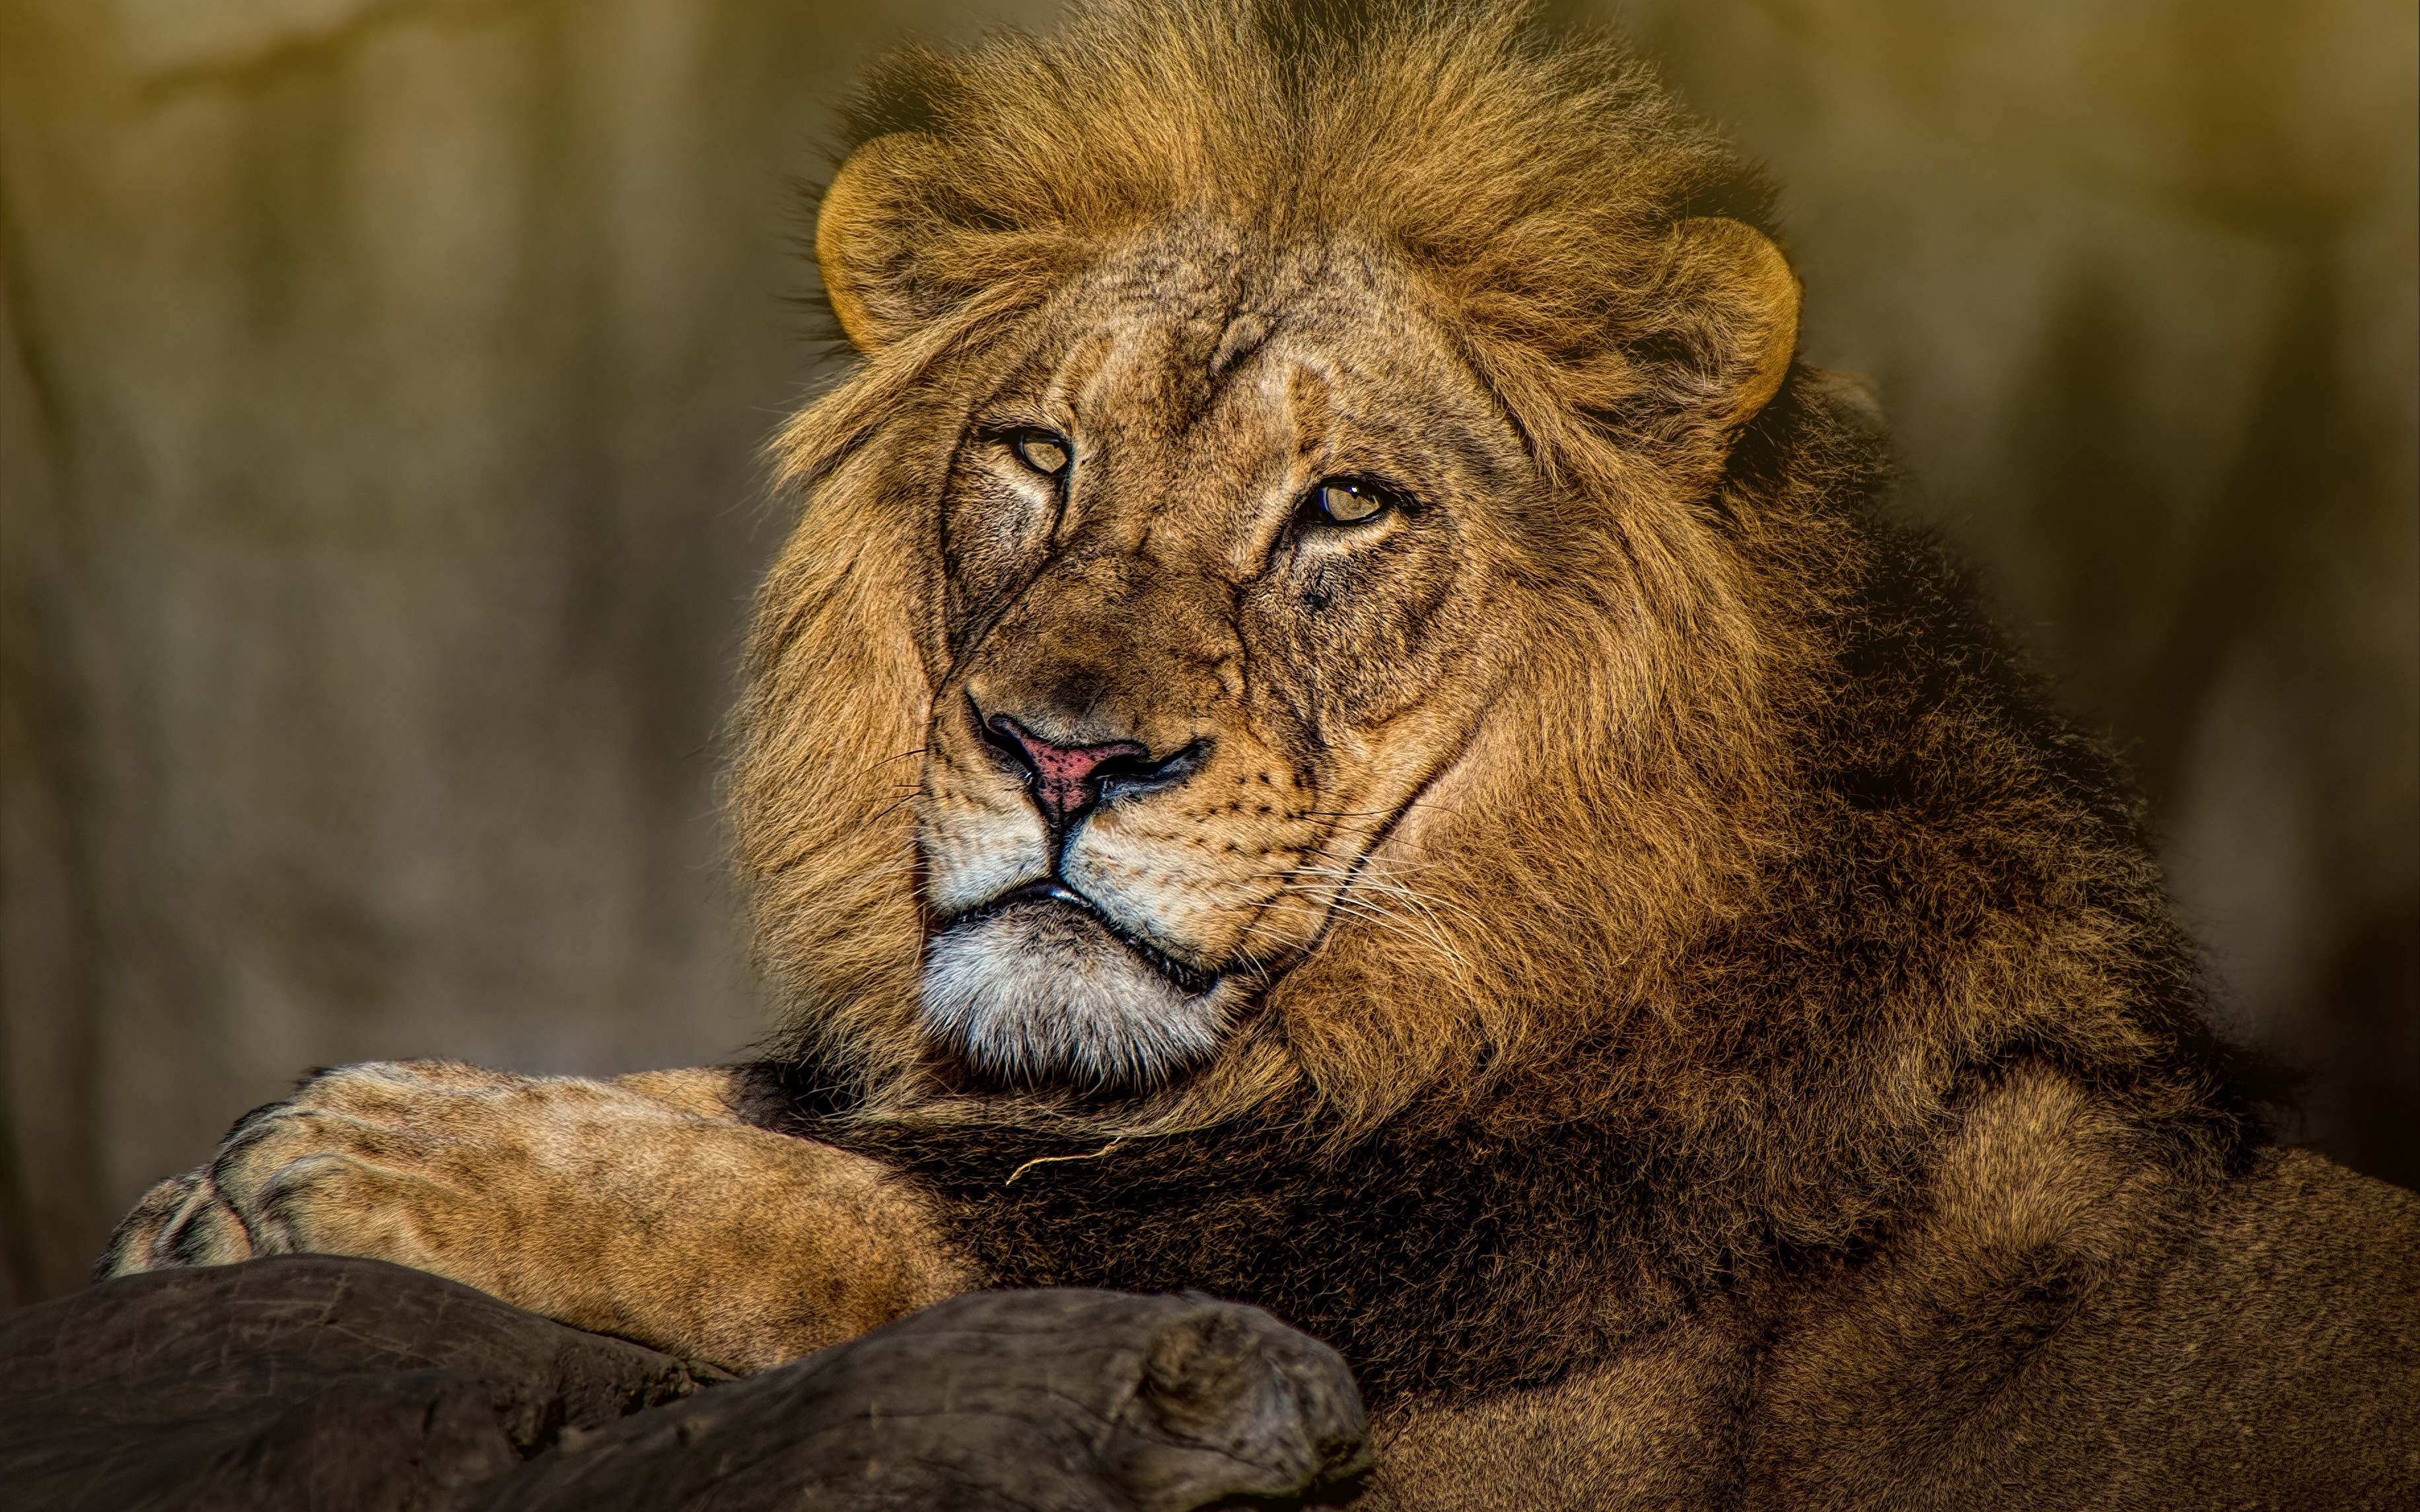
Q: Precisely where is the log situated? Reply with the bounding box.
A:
[0,1256,1370,1511]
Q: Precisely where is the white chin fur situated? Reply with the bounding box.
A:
[918,901,1228,1087]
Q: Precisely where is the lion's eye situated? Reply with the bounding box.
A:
[1307,477,1394,526]
[1009,430,1072,478]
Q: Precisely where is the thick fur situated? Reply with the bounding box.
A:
[739,0,1813,1136]
[730,0,2265,1369]
[102,3,2417,1506]
[732,372,2273,1404]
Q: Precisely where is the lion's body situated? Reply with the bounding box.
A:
[1367,1136,2420,1506]
[100,2,2419,1505]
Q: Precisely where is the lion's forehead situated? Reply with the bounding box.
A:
[1031,230,1482,446]
[1075,223,1402,327]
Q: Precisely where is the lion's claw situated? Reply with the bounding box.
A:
[96,1170,262,1279]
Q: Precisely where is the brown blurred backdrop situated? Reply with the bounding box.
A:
[2,0,2413,1304]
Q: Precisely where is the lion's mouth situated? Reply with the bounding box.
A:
[957,881,1220,998]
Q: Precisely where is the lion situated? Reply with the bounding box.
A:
[98,2,2417,1505]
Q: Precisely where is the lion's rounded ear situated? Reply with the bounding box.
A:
[817,132,949,352]
[1668,217,1800,429]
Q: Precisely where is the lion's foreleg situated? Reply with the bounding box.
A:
[96,1060,971,1374]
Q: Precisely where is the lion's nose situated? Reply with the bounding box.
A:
[982,713,1169,827]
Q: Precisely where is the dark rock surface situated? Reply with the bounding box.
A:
[1,1256,1369,1511]
[1,1255,708,1511]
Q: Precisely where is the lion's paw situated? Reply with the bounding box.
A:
[91,1059,958,1372]
[100,1060,561,1284]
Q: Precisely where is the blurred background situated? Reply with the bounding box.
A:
[2,0,2412,1303]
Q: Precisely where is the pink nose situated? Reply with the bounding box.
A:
[986,715,1151,825]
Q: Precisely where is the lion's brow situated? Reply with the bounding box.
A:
[1207,310,1273,381]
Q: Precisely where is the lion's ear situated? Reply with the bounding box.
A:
[1665,217,1800,430]
[817,133,950,352]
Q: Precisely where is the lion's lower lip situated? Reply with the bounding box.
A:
[954,885,1220,998]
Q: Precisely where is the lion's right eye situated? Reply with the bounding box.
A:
[1008,430,1072,478]
[1304,477,1397,526]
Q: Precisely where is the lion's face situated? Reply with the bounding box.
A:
[915,228,1540,1087]
[745,5,1803,1120]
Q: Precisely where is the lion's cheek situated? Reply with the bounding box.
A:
[1066,815,1312,964]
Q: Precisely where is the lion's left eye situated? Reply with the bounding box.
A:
[1306,477,1396,526]
[1009,430,1072,477]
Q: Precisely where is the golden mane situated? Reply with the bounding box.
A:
[730,0,2228,1197]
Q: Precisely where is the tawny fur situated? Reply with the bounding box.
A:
[734,0,2240,1239]
[100,4,2417,1507]
[744,0,1824,1139]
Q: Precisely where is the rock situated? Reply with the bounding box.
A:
[0,1256,1370,1511]
[0,1255,712,1511]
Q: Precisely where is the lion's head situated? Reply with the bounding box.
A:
[734,0,1800,1128]
[730,0,2201,1155]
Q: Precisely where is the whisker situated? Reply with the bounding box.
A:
[1260,871,1478,977]
[1286,887,1471,974]
[1283,861,1485,924]
[840,745,931,784]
